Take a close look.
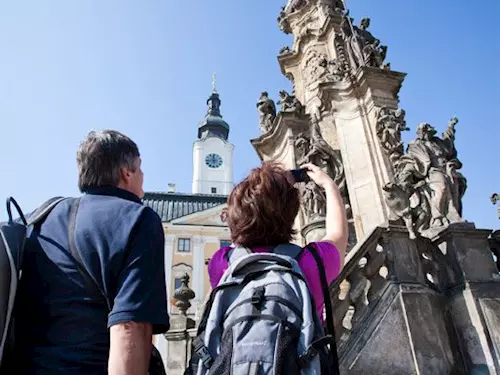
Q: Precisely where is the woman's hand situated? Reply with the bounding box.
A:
[301,163,335,189]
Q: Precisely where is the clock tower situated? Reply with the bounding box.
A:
[192,76,234,195]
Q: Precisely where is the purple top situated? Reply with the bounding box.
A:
[208,242,341,319]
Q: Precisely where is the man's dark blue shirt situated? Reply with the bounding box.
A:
[13,187,170,375]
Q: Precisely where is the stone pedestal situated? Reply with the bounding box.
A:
[330,224,500,375]
[433,226,500,374]
[251,111,310,165]
[164,328,196,375]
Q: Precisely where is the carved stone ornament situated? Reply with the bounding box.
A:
[302,50,345,91]
[383,117,467,239]
[277,90,304,115]
[303,49,328,88]
[173,273,195,315]
[256,91,277,134]
[340,15,389,71]
[376,106,409,162]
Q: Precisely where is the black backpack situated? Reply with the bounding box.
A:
[0,196,66,368]
[0,197,166,374]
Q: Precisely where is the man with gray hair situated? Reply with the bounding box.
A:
[11,130,169,375]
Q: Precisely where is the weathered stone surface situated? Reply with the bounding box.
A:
[345,290,415,375]
[479,299,500,371]
[433,226,497,282]
[402,290,464,374]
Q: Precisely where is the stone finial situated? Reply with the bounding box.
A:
[491,193,500,219]
[173,273,195,315]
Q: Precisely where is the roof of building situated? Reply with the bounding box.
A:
[198,90,230,140]
[143,191,227,222]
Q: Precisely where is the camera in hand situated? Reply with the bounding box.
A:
[290,168,310,183]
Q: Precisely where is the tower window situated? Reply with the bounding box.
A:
[177,238,191,253]
[211,187,217,194]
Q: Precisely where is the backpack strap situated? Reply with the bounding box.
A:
[226,245,251,265]
[27,197,66,226]
[306,244,340,375]
[6,197,27,225]
[227,243,304,265]
[67,198,111,311]
[271,243,304,260]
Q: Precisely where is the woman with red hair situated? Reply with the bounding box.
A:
[208,162,348,318]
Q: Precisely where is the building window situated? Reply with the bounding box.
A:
[174,277,183,290]
[177,238,191,252]
[220,240,232,248]
[211,187,217,194]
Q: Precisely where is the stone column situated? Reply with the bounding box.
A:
[319,68,406,238]
[164,234,175,314]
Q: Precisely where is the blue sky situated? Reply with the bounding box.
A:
[0,0,498,229]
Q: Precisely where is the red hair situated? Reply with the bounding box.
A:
[227,162,300,247]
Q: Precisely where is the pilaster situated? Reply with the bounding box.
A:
[191,235,206,315]
[164,233,175,314]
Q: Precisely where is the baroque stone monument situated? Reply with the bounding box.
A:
[249,1,500,374]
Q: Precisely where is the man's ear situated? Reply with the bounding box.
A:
[120,166,131,184]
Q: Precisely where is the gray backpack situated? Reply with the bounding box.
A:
[191,244,339,375]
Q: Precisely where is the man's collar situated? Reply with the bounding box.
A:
[84,186,142,204]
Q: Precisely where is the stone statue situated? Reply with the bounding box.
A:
[491,193,500,219]
[277,90,304,115]
[491,193,499,205]
[287,0,308,14]
[340,15,388,70]
[384,117,467,238]
[279,46,291,55]
[376,106,409,162]
[363,40,390,69]
[296,122,346,193]
[295,121,347,223]
[256,91,276,134]
[277,5,286,23]
[303,181,327,220]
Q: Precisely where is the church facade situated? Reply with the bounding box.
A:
[143,81,233,317]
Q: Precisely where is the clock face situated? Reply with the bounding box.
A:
[205,153,223,168]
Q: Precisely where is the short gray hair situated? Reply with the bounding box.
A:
[77,130,140,192]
